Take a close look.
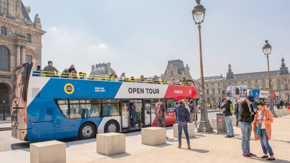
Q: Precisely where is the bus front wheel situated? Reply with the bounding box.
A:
[79,123,96,140]
[104,120,120,133]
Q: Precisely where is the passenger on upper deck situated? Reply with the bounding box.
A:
[33,65,42,76]
[70,70,78,79]
[79,72,84,79]
[153,75,160,84]
[43,61,58,77]
[109,70,116,79]
[61,68,69,78]
[130,76,135,82]
[68,64,77,73]
[139,75,145,82]
[182,76,187,82]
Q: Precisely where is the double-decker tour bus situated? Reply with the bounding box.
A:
[11,63,197,142]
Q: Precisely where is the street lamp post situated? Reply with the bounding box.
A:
[192,0,213,133]
[262,40,277,118]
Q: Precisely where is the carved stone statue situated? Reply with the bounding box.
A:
[34,14,41,24]
[16,0,23,18]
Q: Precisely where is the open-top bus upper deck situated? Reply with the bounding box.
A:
[11,63,198,141]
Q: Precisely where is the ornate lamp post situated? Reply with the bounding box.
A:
[262,40,277,117]
[192,0,213,133]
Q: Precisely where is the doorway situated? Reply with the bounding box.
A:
[0,83,10,121]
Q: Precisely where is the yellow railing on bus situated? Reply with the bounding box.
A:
[32,70,195,86]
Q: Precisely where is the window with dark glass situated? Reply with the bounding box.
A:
[150,99,159,114]
[26,55,32,63]
[1,26,7,36]
[0,46,9,71]
[285,84,288,90]
[206,90,209,94]
[0,0,8,14]
[27,34,31,43]
[166,99,176,112]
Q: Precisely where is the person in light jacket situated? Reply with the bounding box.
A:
[253,100,275,161]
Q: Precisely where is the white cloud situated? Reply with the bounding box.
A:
[42,26,119,74]
[88,43,108,50]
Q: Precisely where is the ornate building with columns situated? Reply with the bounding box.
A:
[0,0,46,121]
[195,58,290,105]
[161,59,192,81]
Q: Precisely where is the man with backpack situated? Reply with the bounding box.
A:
[221,98,234,138]
[155,98,168,139]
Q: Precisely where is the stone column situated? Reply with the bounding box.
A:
[21,45,26,64]
[16,44,21,66]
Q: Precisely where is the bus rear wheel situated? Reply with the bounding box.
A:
[79,123,96,140]
[104,120,120,133]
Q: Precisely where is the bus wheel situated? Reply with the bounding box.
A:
[104,121,119,133]
[79,123,96,140]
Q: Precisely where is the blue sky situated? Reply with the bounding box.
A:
[24,0,290,79]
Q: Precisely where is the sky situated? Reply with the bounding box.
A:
[24,0,290,79]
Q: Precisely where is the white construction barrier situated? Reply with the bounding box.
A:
[97,133,126,156]
[30,140,66,163]
[211,118,217,129]
[141,127,166,146]
[173,123,195,138]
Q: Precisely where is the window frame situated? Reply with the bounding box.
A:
[27,33,32,43]
[1,26,7,36]
[26,55,32,63]
[0,45,9,71]
[0,0,8,15]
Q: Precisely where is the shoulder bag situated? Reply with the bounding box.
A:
[254,113,265,137]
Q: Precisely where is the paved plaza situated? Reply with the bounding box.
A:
[0,115,289,163]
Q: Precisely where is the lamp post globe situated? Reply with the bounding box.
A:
[192,0,213,133]
[263,40,272,55]
[192,0,206,25]
[263,40,277,118]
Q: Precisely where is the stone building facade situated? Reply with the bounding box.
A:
[0,0,46,121]
[161,59,192,81]
[195,58,290,104]
[90,62,114,76]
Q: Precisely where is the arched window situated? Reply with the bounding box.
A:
[0,46,9,71]
[1,26,7,36]
[0,0,8,14]
[27,34,31,43]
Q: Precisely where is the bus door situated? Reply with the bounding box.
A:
[121,100,130,130]
[144,100,151,126]
[130,100,143,129]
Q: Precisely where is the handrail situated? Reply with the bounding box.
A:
[32,70,195,86]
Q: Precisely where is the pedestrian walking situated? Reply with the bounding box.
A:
[189,100,198,127]
[33,65,42,76]
[175,100,191,149]
[221,98,234,138]
[210,103,212,110]
[174,101,179,124]
[276,101,280,110]
[43,60,58,77]
[239,95,257,158]
[155,98,168,139]
[234,100,240,127]
[218,102,221,109]
[130,101,136,129]
[253,100,275,161]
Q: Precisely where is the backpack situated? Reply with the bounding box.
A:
[155,102,163,117]
[230,103,234,113]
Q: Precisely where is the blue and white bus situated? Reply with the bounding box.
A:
[11,63,197,142]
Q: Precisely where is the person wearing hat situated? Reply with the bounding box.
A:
[238,95,257,158]
[234,100,240,127]
[253,100,275,161]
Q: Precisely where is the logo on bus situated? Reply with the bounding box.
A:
[64,83,74,94]
[174,90,183,94]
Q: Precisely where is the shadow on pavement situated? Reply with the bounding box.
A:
[250,156,290,163]
[11,142,30,151]
[180,148,209,153]
[142,143,171,148]
[99,152,131,159]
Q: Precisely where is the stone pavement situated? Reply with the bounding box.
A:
[1,116,290,163]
